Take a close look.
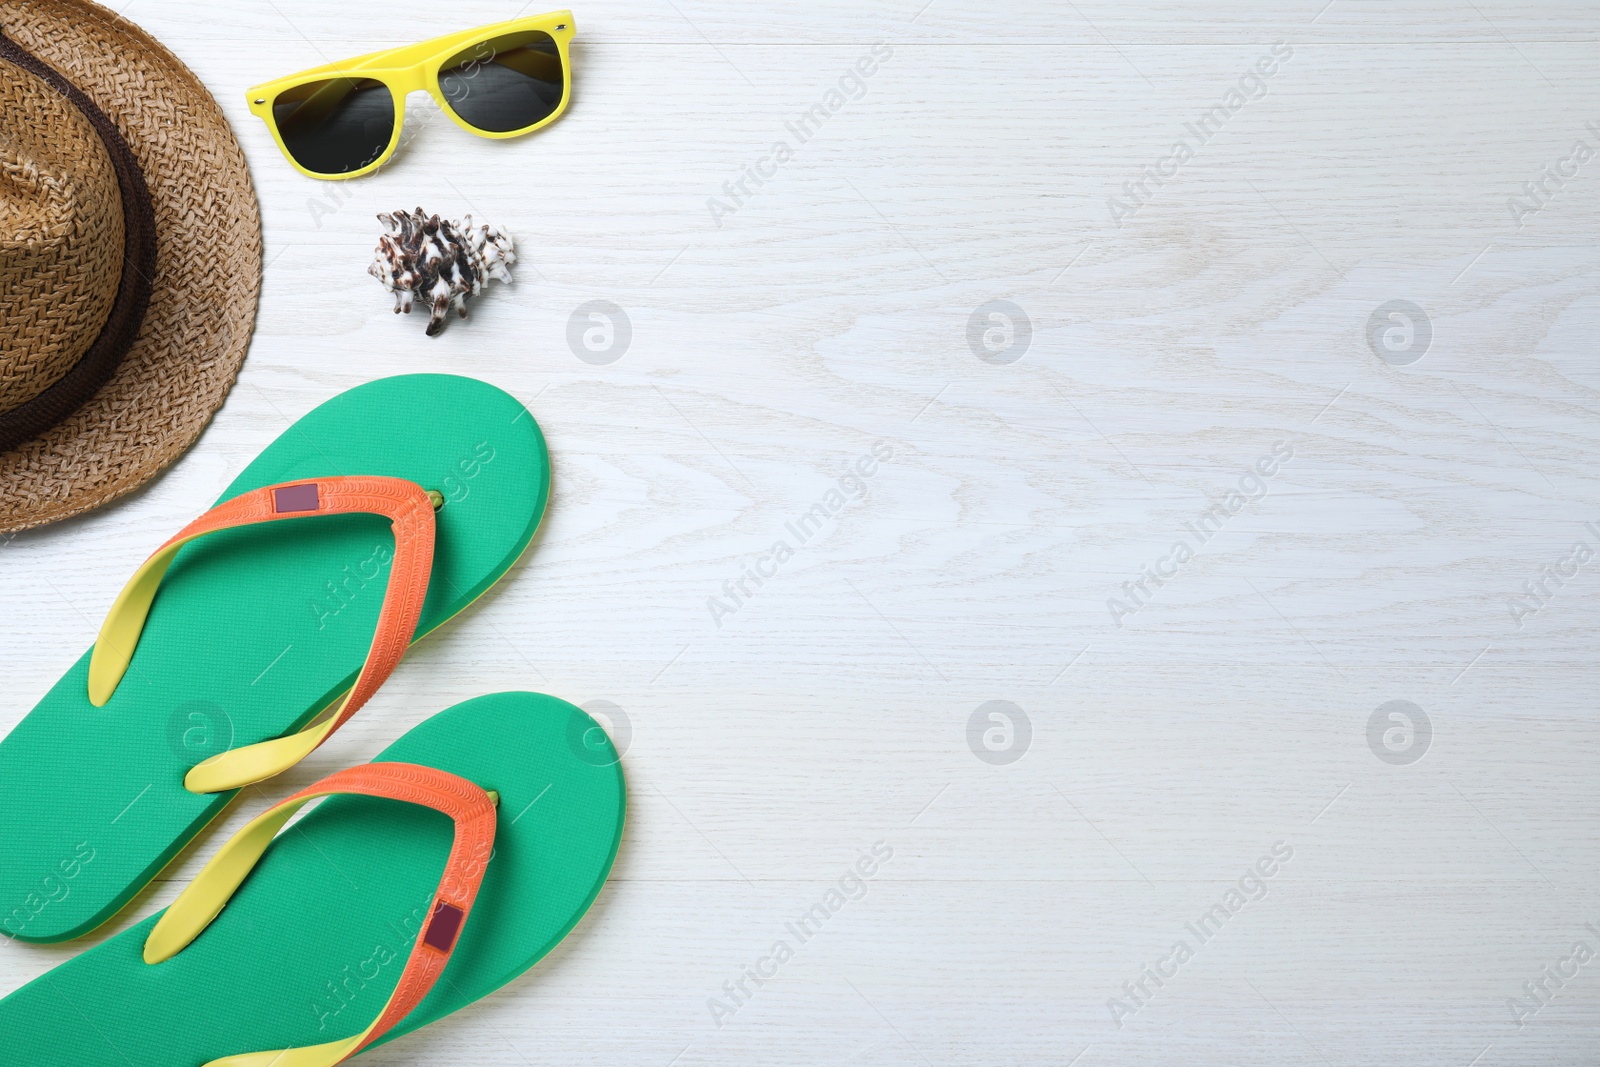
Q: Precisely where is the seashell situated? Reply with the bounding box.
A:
[367,207,515,337]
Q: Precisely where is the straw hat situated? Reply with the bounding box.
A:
[0,0,261,534]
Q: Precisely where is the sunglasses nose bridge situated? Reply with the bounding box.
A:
[401,85,461,120]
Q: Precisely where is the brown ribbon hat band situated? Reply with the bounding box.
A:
[0,30,157,453]
[0,0,261,535]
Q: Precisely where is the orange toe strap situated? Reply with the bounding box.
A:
[143,762,499,1067]
[87,476,438,793]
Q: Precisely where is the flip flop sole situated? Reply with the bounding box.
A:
[0,375,549,943]
[0,692,625,1064]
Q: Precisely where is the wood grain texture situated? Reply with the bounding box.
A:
[3,1,1599,1064]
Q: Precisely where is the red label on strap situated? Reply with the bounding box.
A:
[272,483,321,513]
[423,900,465,952]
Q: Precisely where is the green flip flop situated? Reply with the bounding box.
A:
[0,374,549,943]
[0,692,626,1066]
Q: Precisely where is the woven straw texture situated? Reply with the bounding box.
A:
[0,0,261,534]
[0,62,123,414]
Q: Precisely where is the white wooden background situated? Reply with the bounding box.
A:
[4,1,1600,1063]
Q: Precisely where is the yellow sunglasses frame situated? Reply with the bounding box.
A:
[245,11,575,180]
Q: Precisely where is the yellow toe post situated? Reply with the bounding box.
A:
[183,715,341,795]
[88,540,194,706]
[143,801,306,965]
[202,1034,364,1067]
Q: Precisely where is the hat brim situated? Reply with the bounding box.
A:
[0,0,261,534]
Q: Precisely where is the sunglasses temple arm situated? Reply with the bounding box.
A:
[285,40,412,82]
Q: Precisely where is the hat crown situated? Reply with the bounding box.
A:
[0,61,125,417]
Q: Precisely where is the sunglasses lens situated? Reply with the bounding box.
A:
[273,77,395,175]
[438,31,565,134]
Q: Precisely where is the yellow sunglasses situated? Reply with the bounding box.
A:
[246,12,575,180]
